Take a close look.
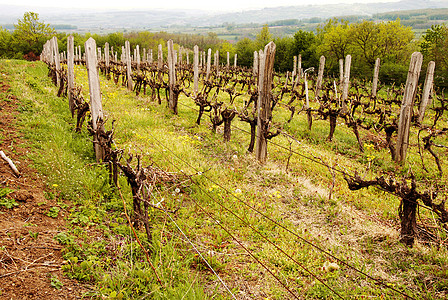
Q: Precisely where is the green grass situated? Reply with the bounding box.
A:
[1,58,448,299]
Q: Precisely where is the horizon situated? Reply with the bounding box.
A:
[0,0,402,13]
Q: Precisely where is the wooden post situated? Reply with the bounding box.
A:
[85,37,104,162]
[255,42,276,164]
[371,58,380,98]
[167,39,177,114]
[67,35,75,117]
[206,48,211,81]
[136,45,141,70]
[51,37,61,86]
[315,55,325,99]
[339,58,344,87]
[193,45,199,96]
[341,55,352,102]
[226,52,230,68]
[143,48,146,63]
[105,42,110,79]
[157,44,163,69]
[125,41,133,91]
[186,52,189,65]
[253,51,259,79]
[234,54,237,67]
[418,61,435,124]
[297,54,302,79]
[396,52,423,163]
[214,50,219,76]
[293,55,297,78]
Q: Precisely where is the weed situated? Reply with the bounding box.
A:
[46,206,60,218]
[49,274,63,290]
[28,230,39,239]
[0,188,17,209]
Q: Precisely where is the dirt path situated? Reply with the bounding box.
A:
[0,75,87,299]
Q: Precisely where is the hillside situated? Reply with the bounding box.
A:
[1,42,448,298]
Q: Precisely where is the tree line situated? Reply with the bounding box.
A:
[2,12,448,87]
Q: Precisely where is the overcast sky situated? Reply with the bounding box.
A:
[0,0,400,12]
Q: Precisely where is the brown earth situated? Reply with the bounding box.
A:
[0,75,88,299]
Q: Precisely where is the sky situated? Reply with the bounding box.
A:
[0,0,400,12]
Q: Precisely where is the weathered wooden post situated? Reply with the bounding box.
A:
[315,55,325,99]
[51,37,61,86]
[396,52,423,164]
[85,37,104,162]
[104,42,110,79]
[292,55,297,79]
[206,48,212,81]
[339,58,344,87]
[125,41,133,91]
[226,52,230,68]
[167,39,177,114]
[371,58,380,98]
[341,55,352,102]
[193,45,199,97]
[253,51,259,80]
[157,45,163,67]
[67,35,75,117]
[297,54,302,79]
[234,54,237,67]
[214,50,219,76]
[255,42,276,164]
[136,45,141,70]
[157,44,163,82]
[418,61,435,124]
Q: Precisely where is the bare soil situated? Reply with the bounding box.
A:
[0,77,87,299]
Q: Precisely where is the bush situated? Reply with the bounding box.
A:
[379,62,408,86]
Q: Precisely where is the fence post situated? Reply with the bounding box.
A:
[255,42,276,164]
[371,58,380,98]
[167,39,177,114]
[234,54,237,67]
[315,55,325,99]
[253,50,259,80]
[125,41,133,91]
[67,35,75,117]
[339,58,344,87]
[341,55,352,102]
[51,36,61,87]
[193,45,199,97]
[297,54,302,79]
[85,37,104,163]
[418,61,436,124]
[396,52,423,163]
[105,42,110,79]
[292,55,297,80]
[214,50,219,76]
[206,48,212,81]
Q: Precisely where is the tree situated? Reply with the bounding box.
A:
[236,38,256,67]
[255,24,273,50]
[0,27,13,58]
[317,19,352,71]
[420,24,448,87]
[12,12,55,58]
[274,37,294,72]
[293,30,319,69]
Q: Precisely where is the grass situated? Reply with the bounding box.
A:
[1,58,448,299]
